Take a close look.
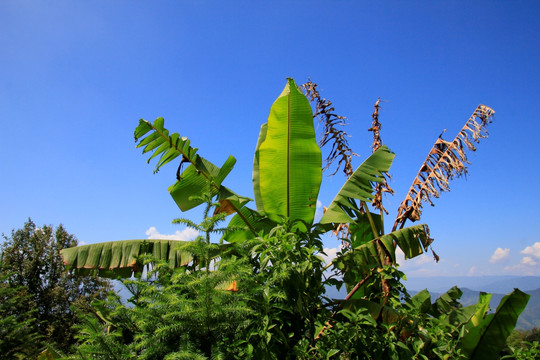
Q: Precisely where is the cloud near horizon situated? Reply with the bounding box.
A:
[503,242,540,275]
[145,227,199,241]
[521,242,540,259]
[521,256,537,266]
[489,248,510,263]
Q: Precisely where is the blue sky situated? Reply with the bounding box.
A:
[1,1,540,279]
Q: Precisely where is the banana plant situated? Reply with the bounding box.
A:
[403,286,530,359]
[61,78,325,275]
[60,79,490,290]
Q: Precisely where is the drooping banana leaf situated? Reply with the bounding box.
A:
[255,78,322,224]
[60,239,194,279]
[334,224,433,287]
[349,212,383,248]
[408,289,432,314]
[136,118,258,236]
[223,206,276,243]
[430,286,463,317]
[135,118,241,213]
[168,155,237,211]
[320,145,395,225]
[459,289,530,360]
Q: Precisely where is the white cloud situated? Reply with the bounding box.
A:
[414,254,432,265]
[504,263,538,276]
[489,248,510,263]
[79,240,87,246]
[145,227,199,241]
[521,256,537,266]
[521,242,540,259]
[468,266,477,276]
[321,245,342,265]
[396,248,434,268]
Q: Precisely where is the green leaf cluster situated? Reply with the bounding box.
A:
[58,78,527,359]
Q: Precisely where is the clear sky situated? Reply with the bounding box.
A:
[1,1,539,279]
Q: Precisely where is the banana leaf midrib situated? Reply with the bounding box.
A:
[287,89,291,218]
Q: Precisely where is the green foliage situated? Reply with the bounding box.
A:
[228,222,328,358]
[60,78,524,359]
[70,198,253,359]
[501,328,540,359]
[320,145,395,225]
[0,271,41,359]
[460,289,530,359]
[0,219,111,355]
[71,218,328,359]
[254,78,322,224]
[61,239,195,278]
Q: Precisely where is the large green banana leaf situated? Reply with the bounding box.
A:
[320,145,395,225]
[60,239,194,279]
[253,123,267,213]
[459,289,530,360]
[254,78,322,224]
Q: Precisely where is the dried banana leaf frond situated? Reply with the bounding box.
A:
[301,80,358,177]
[392,105,495,231]
[368,98,395,215]
[368,98,384,152]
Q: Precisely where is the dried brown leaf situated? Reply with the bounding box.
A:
[392,105,495,231]
[368,98,395,214]
[301,80,358,177]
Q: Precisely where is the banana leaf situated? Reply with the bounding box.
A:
[349,212,383,248]
[168,155,237,211]
[459,289,530,360]
[334,224,433,290]
[255,78,322,224]
[253,123,267,212]
[408,289,432,314]
[224,206,275,243]
[135,118,240,213]
[466,292,492,330]
[320,145,395,225]
[60,239,194,279]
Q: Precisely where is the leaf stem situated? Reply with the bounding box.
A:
[361,201,379,238]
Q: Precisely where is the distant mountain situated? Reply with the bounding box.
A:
[516,288,540,329]
[403,275,540,293]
